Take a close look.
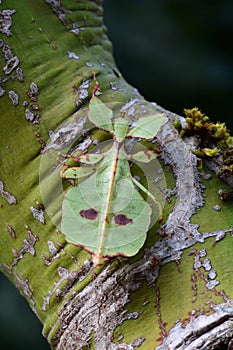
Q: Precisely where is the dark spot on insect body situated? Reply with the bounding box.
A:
[114,214,133,226]
[80,208,98,220]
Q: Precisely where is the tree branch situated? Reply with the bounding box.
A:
[0,1,233,349]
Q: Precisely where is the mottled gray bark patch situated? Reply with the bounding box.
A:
[45,117,86,151]
[0,179,17,204]
[30,206,45,224]
[131,337,146,347]
[52,263,136,349]
[3,55,19,74]
[2,43,13,60]
[0,9,16,36]
[24,109,41,124]
[8,90,19,105]
[42,261,92,312]
[42,241,63,266]
[189,248,227,303]
[11,228,38,269]
[67,50,79,60]
[22,82,41,122]
[44,0,71,27]
[0,11,25,106]
[15,274,35,306]
[156,302,233,350]
[0,85,5,96]
[29,82,39,95]
[16,66,24,81]
[25,108,35,121]
[75,78,91,109]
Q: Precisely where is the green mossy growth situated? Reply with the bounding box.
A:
[183,107,233,148]
[174,108,233,176]
[173,118,182,131]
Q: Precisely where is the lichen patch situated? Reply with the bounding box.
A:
[30,206,45,224]
[3,55,19,74]
[42,241,63,266]
[67,50,79,60]
[11,227,38,268]
[0,9,16,36]
[8,90,19,106]
[0,179,17,204]
[15,274,35,306]
[0,35,24,105]
[45,117,86,151]
[156,302,233,350]
[42,261,92,312]
[75,78,91,109]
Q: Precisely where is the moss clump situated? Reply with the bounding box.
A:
[183,107,233,149]
[174,108,233,176]
[191,147,219,158]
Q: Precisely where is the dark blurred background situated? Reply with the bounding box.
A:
[1,1,233,349]
[105,0,233,130]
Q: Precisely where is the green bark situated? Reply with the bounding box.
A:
[0,1,233,349]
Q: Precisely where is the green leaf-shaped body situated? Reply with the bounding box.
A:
[62,144,152,265]
[61,95,165,265]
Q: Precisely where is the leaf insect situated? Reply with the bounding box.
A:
[61,89,165,266]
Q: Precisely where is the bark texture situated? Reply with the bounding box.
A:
[0,1,233,349]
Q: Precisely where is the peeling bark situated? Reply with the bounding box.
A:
[157,303,233,350]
